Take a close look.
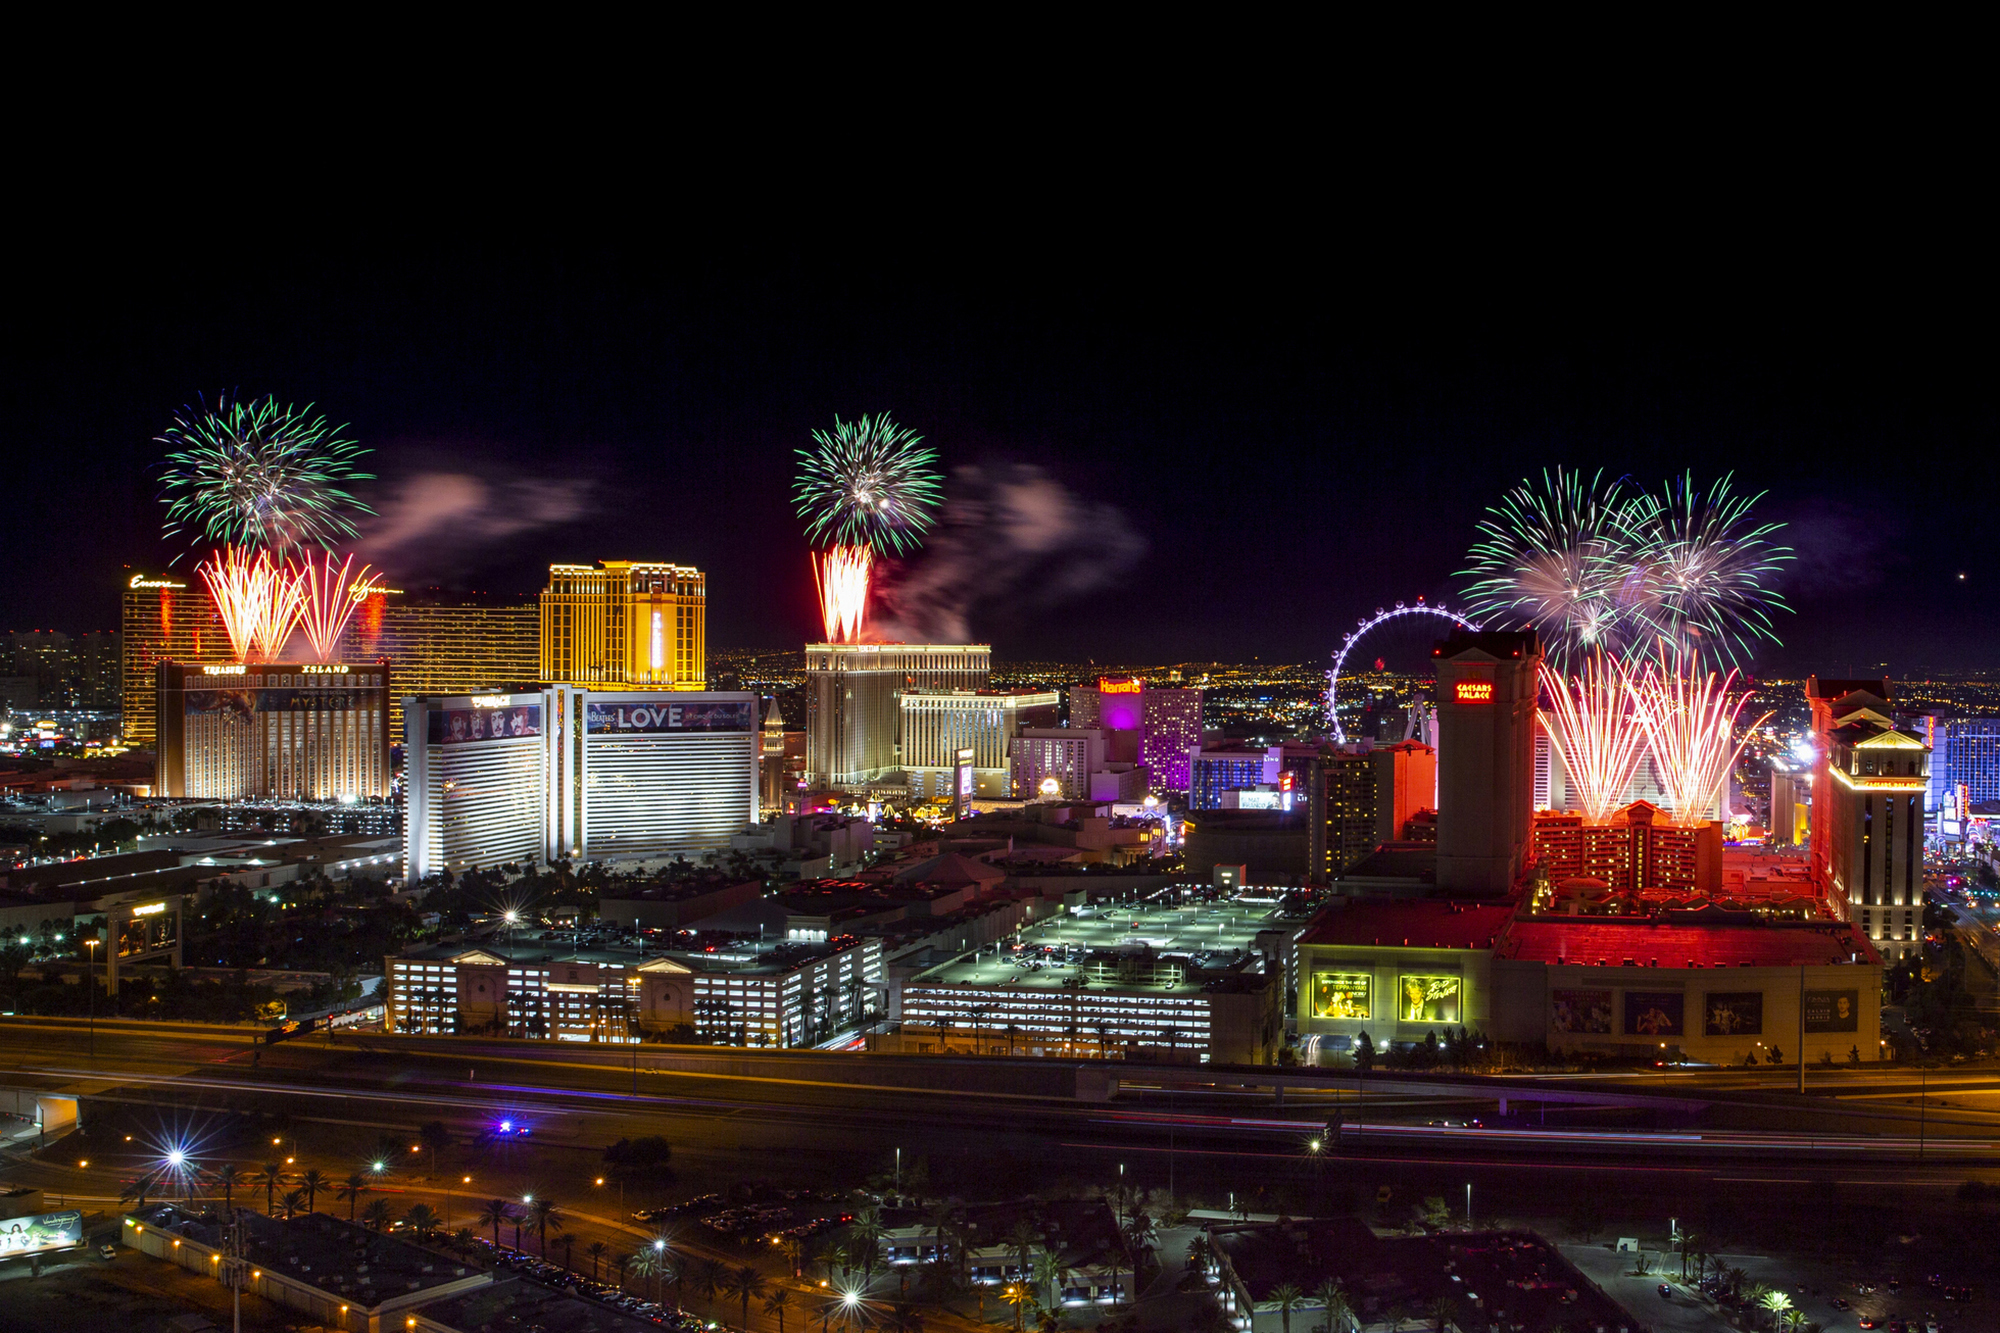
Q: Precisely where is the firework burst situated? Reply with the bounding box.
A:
[157,394,374,555]
[1626,641,1772,826]
[1461,468,1790,670]
[1537,654,1650,823]
[1617,471,1793,667]
[292,551,380,661]
[793,413,943,555]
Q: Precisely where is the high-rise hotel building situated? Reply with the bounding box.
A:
[1809,677,1929,961]
[541,561,706,691]
[122,573,539,745]
[805,643,990,789]
[900,689,1060,799]
[154,660,393,800]
[404,687,759,880]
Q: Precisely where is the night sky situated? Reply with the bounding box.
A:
[7,232,1992,674]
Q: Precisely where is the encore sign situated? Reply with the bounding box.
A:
[1454,680,1495,703]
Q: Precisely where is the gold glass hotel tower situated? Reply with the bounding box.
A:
[540,561,706,690]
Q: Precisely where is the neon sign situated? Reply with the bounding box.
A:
[202,665,247,676]
[1454,680,1495,703]
[132,902,167,917]
[302,664,350,674]
[1098,678,1142,694]
[471,695,508,707]
[129,575,185,589]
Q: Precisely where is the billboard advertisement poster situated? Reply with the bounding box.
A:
[1704,991,1764,1036]
[430,705,542,745]
[586,701,755,734]
[0,1209,83,1258]
[1398,974,1461,1023]
[1550,988,1612,1034]
[1624,991,1685,1037]
[184,688,256,721]
[1803,989,1859,1033]
[1310,973,1371,1019]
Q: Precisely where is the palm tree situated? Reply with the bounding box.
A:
[1003,1281,1033,1330]
[1032,1250,1067,1310]
[1676,1228,1705,1281]
[299,1167,329,1214]
[695,1258,725,1314]
[781,1236,805,1278]
[1759,1290,1794,1330]
[280,1188,307,1220]
[529,1198,564,1255]
[1425,1295,1454,1332]
[337,1172,367,1221]
[1121,1212,1158,1288]
[921,1201,957,1269]
[764,1287,796,1333]
[478,1198,515,1248]
[405,1204,442,1239]
[555,1232,577,1273]
[849,1207,886,1281]
[215,1163,241,1215]
[613,1252,633,1294]
[629,1248,660,1301]
[722,1263,769,1330]
[249,1160,288,1214]
[1312,1279,1352,1333]
[361,1197,395,1232]
[1104,1238,1130,1308]
[1005,1218,1041,1287]
[586,1240,610,1281]
[119,1169,162,1212]
[1270,1282,1305,1333]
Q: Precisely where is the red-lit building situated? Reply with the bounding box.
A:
[1531,801,1722,896]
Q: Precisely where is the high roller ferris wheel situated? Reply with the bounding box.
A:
[1326,599,1478,744]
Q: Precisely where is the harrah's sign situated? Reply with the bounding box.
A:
[1097,677,1143,694]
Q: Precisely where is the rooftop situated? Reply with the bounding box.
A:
[129,1205,475,1305]
[417,1277,666,1333]
[1495,917,1881,967]
[400,930,872,977]
[912,893,1285,994]
[1296,899,1516,950]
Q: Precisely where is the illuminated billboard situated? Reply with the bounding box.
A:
[586,700,756,734]
[1398,974,1461,1023]
[1803,989,1859,1033]
[1624,991,1685,1037]
[429,704,542,744]
[1453,680,1494,703]
[0,1208,82,1258]
[1703,991,1763,1036]
[1309,973,1371,1019]
[1550,988,1612,1034]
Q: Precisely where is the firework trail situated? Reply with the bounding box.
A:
[292,551,380,661]
[198,547,303,662]
[1537,654,1650,823]
[794,413,943,640]
[158,394,374,555]
[1626,640,1773,826]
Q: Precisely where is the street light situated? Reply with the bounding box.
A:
[84,938,98,1060]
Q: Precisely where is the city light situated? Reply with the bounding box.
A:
[1628,643,1773,826]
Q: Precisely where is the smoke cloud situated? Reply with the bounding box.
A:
[871,463,1147,643]
[359,471,592,577]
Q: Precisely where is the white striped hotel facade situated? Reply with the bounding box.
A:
[403,687,759,880]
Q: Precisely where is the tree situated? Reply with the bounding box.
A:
[530,1197,565,1254]
[586,1240,610,1281]
[722,1263,769,1330]
[337,1172,368,1221]
[1003,1282,1033,1331]
[478,1198,515,1248]
[603,1135,674,1178]
[1032,1250,1068,1310]
[247,1161,288,1215]
[1121,1212,1158,1286]
[1006,1218,1042,1289]
[629,1248,660,1301]
[695,1258,725,1314]
[1426,1296,1454,1332]
[1312,1279,1352,1333]
[419,1120,453,1176]
[299,1167,329,1214]
[216,1163,241,1215]
[1676,1229,1705,1281]
[1354,1032,1375,1073]
[405,1204,442,1239]
[280,1188,306,1219]
[1270,1282,1305,1333]
[765,1287,796,1333]
[362,1197,395,1232]
[781,1236,805,1278]
[1759,1289,1793,1330]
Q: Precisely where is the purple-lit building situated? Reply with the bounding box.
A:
[1066,677,1205,794]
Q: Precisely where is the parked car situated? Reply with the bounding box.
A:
[97,1244,117,1260]
[1657,1284,1673,1300]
